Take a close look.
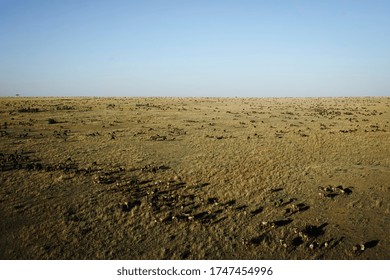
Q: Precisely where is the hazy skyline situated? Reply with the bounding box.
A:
[1,0,389,97]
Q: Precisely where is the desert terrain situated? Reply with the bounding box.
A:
[0,96,389,259]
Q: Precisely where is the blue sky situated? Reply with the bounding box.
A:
[0,0,389,97]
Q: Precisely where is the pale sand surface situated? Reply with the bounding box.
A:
[0,97,389,259]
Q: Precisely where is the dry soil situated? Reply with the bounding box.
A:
[0,97,389,259]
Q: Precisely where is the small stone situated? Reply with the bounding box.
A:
[173,175,180,181]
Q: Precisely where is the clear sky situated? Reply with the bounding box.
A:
[0,0,389,97]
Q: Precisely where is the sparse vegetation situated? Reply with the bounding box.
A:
[0,96,389,260]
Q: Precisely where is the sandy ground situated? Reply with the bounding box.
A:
[0,96,389,259]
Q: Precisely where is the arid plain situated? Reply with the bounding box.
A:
[0,97,389,259]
